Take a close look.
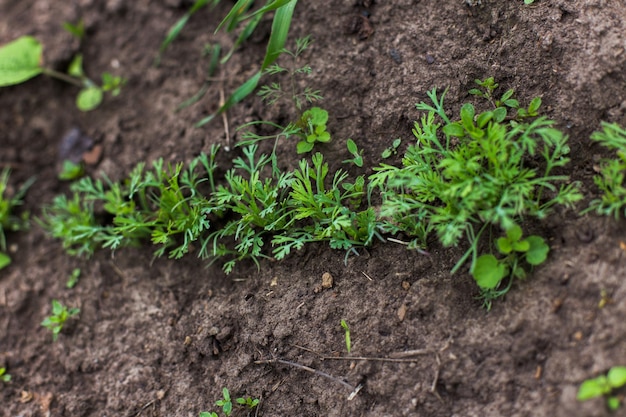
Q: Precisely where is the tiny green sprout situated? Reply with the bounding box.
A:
[63,20,85,39]
[524,0,535,4]
[0,168,33,270]
[41,299,80,341]
[578,366,626,411]
[340,319,352,353]
[215,388,233,416]
[381,138,402,159]
[0,367,10,383]
[235,396,260,409]
[343,139,364,167]
[58,160,85,181]
[296,107,331,154]
[66,268,81,289]
[199,413,218,417]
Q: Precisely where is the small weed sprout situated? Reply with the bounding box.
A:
[344,139,364,167]
[200,388,259,417]
[66,268,81,289]
[0,169,33,270]
[341,319,352,353]
[0,36,125,111]
[584,122,626,219]
[381,138,402,159]
[577,366,626,411]
[41,300,80,341]
[0,367,10,383]
[58,160,85,181]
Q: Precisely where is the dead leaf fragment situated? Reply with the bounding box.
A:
[397,304,407,321]
[20,390,33,403]
[322,272,334,289]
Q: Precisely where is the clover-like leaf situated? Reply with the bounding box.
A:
[608,366,626,389]
[577,376,610,400]
[472,254,508,290]
[525,235,549,265]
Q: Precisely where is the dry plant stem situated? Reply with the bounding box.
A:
[219,88,231,151]
[255,358,356,392]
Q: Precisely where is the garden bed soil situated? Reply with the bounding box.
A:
[2,1,626,416]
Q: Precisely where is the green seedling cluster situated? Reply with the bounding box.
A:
[585,122,626,219]
[200,388,259,417]
[371,80,581,302]
[42,80,584,306]
[0,36,125,111]
[0,169,33,270]
[41,299,80,341]
[41,142,378,273]
[577,366,626,411]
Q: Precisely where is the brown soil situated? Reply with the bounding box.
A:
[2,1,626,416]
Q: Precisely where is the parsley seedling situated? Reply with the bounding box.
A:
[41,300,80,341]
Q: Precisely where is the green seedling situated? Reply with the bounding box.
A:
[236,395,260,409]
[584,122,626,219]
[156,0,221,65]
[196,0,298,126]
[340,319,352,353]
[577,366,626,411]
[41,299,80,341]
[371,82,581,304]
[66,268,81,289]
[0,36,125,111]
[62,20,85,39]
[200,388,259,417]
[0,367,10,383]
[524,0,535,4]
[216,388,233,416]
[472,225,549,309]
[344,139,364,167]
[295,107,331,153]
[381,138,402,159]
[258,35,323,111]
[58,160,85,181]
[0,169,33,270]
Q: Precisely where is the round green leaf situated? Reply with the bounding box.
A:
[525,236,549,265]
[297,141,314,154]
[496,237,513,254]
[608,366,626,388]
[472,254,508,290]
[76,87,103,111]
[577,377,609,401]
[442,122,465,137]
[0,36,43,86]
[607,396,621,411]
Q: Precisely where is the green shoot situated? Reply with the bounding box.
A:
[236,395,260,409]
[41,300,80,341]
[62,20,85,39]
[295,107,331,153]
[578,366,626,411]
[196,0,298,126]
[0,367,10,383]
[155,0,221,65]
[66,268,81,289]
[58,160,85,181]
[344,139,364,167]
[381,138,402,159]
[215,388,233,416]
[0,36,125,111]
[585,122,626,219]
[200,389,259,417]
[0,169,33,270]
[340,319,351,353]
